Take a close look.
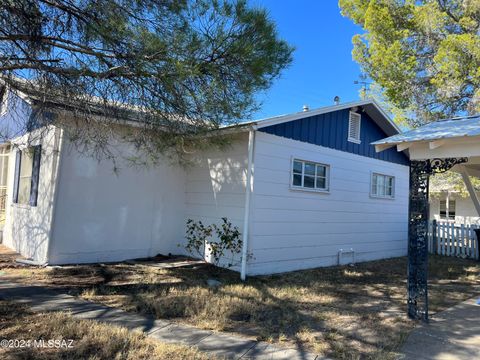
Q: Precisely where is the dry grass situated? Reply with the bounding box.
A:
[0,300,213,360]
[2,246,480,360]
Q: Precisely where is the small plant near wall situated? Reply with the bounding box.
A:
[184,217,245,268]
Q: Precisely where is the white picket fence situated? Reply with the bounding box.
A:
[428,220,480,260]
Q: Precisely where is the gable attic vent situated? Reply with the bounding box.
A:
[348,110,361,143]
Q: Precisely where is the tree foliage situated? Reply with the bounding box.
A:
[0,0,292,162]
[340,0,480,125]
[430,170,480,197]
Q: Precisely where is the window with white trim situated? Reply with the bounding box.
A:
[292,159,329,191]
[371,173,395,198]
[440,199,455,220]
[17,148,34,205]
[348,111,361,143]
[13,145,41,207]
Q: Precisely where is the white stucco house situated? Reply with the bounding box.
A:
[0,86,410,277]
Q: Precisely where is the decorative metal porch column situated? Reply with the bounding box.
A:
[408,158,468,321]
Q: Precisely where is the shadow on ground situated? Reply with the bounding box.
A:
[2,246,479,359]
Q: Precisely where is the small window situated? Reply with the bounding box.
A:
[13,146,41,206]
[348,111,361,143]
[371,173,395,198]
[439,200,447,219]
[449,200,456,219]
[17,148,34,205]
[440,199,455,220]
[292,159,329,191]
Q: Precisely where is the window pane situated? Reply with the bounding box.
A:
[378,175,385,196]
[440,200,446,211]
[293,160,302,174]
[293,174,302,186]
[439,200,447,218]
[17,149,34,205]
[377,175,385,188]
[371,174,395,197]
[304,163,315,176]
[378,184,385,196]
[449,200,456,219]
[388,177,394,187]
[316,165,326,177]
[291,160,329,191]
[18,177,31,205]
[316,177,326,189]
[449,200,456,213]
[20,150,33,177]
[304,175,315,188]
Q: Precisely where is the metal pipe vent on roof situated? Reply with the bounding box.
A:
[303,104,309,112]
[334,96,340,105]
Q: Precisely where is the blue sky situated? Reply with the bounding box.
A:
[251,1,364,120]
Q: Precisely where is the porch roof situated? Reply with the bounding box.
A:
[372,115,480,148]
[374,113,480,218]
[371,114,480,160]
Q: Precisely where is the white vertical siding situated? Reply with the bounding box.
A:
[48,135,186,264]
[3,126,61,263]
[184,133,249,269]
[247,132,409,275]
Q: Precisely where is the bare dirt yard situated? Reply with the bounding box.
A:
[2,245,479,359]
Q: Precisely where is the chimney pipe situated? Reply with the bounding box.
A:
[303,104,309,112]
[334,96,340,105]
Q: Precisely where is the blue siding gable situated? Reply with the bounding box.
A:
[259,108,409,166]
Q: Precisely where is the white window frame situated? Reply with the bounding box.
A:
[440,196,456,221]
[290,158,330,193]
[348,111,361,144]
[17,148,34,206]
[370,172,395,199]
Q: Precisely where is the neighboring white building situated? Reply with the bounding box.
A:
[429,191,480,225]
[0,88,410,276]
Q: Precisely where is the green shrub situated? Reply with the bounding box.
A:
[184,217,243,267]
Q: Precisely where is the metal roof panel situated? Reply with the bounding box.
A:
[372,115,480,145]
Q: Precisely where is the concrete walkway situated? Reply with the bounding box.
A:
[401,296,480,360]
[0,279,320,360]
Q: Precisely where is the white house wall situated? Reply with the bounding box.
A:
[48,135,186,264]
[3,126,62,263]
[247,132,409,275]
[184,133,249,269]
